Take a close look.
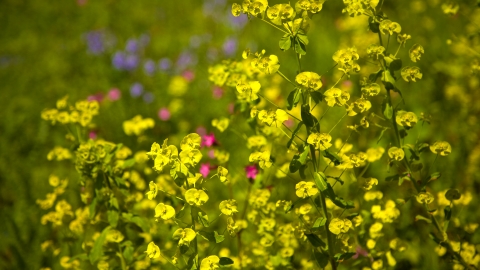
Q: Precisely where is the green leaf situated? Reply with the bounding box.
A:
[382,70,396,90]
[313,172,328,192]
[368,17,380,33]
[301,105,317,128]
[299,145,310,165]
[287,88,301,110]
[289,154,301,173]
[89,198,97,219]
[180,244,189,254]
[297,33,309,45]
[415,215,432,223]
[428,172,441,182]
[369,69,383,82]
[331,196,355,209]
[89,226,110,264]
[310,91,323,104]
[383,99,393,120]
[444,206,452,221]
[107,210,119,228]
[299,164,307,179]
[131,216,149,232]
[198,212,209,227]
[385,174,400,182]
[123,245,134,264]
[122,158,136,169]
[305,233,326,248]
[279,36,292,51]
[334,252,356,262]
[219,257,234,266]
[313,217,327,229]
[322,149,341,166]
[187,253,198,270]
[199,231,215,242]
[214,231,225,243]
[287,122,304,149]
[294,38,307,55]
[109,196,119,210]
[445,189,461,201]
[313,251,329,268]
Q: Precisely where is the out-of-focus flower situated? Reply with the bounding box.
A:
[144,59,156,75]
[200,163,211,178]
[143,92,155,103]
[202,133,216,148]
[245,165,258,179]
[84,31,104,55]
[108,88,121,101]
[158,58,172,71]
[130,82,144,98]
[125,38,138,53]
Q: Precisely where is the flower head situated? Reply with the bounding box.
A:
[145,242,160,259]
[154,203,176,220]
[185,188,209,206]
[430,141,451,156]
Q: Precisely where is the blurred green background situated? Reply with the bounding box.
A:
[1,0,479,269]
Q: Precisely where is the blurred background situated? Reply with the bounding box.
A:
[0,0,479,269]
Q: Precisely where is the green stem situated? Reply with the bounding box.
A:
[258,93,302,122]
[328,112,347,134]
[276,70,297,87]
[116,245,127,270]
[260,18,289,34]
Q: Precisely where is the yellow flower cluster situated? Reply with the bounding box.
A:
[307,132,332,150]
[329,218,353,235]
[379,20,402,35]
[332,47,360,74]
[251,107,289,128]
[371,200,400,223]
[388,147,405,161]
[429,141,452,156]
[295,71,323,91]
[41,97,99,127]
[232,0,268,17]
[396,110,418,128]
[267,4,295,25]
[324,88,350,107]
[401,66,423,82]
[342,0,379,17]
[295,181,319,198]
[122,115,155,136]
[212,117,229,132]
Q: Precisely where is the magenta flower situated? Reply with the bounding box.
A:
[245,165,258,179]
[208,149,215,159]
[108,88,121,101]
[284,118,294,129]
[158,107,171,121]
[200,163,211,178]
[182,70,195,82]
[89,131,97,140]
[202,133,216,148]
[196,126,207,136]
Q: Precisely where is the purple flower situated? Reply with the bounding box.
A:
[108,88,121,101]
[143,92,155,103]
[200,163,211,178]
[124,54,139,71]
[112,51,126,69]
[125,38,138,53]
[158,107,171,121]
[245,165,258,179]
[223,38,237,56]
[130,83,144,97]
[144,59,156,75]
[84,31,104,55]
[202,133,216,148]
[176,51,197,71]
[158,58,172,71]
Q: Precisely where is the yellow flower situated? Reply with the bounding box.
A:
[324,88,350,107]
[430,141,451,156]
[329,218,353,235]
[369,222,384,238]
[251,55,280,74]
[187,173,203,187]
[180,149,203,167]
[332,48,360,73]
[360,177,378,190]
[231,3,243,17]
[366,44,385,59]
[388,147,404,161]
[146,181,158,200]
[396,111,418,128]
[123,115,155,136]
[236,81,261,101]
[442,2,459,15]
[148,140,179,172]
[97,261,109,270]
[173,228,196,246]
[155,203,176,220]
[200,255,220,270]
[219,199,239,216]
[217,166,229,183]
[242,0,268,17]
[366,147,385,162]
[364,191,383,201]
[416,192,434,204]
[361,83,381,96]
[145,241,160,259]
[353,98,372,113]
[401,66,422,82]
[185,188,209,206]
[212,117,229,132]
[267,4,295,25]
[106,230,124,243]
[409,44,424,62]
[180,133,202,151]
[379,20,402,35]
[36,193,57,210]
[307,133,332,150]
[295,181,319,198]
[295,71,323,91]
[249,149,272,169]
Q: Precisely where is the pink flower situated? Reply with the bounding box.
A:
[212,86,224,99]
[245,165,258,180]
[202,133,216,148]
[208,149,215,159]
[108,88,121,101]
[87,93,104,102]
[182,70,195,82]
[228,103,235,114]
[200,163,211,178]
[352,246,369,259]
[89,131,97,140]
[284,118,295,129]
[158,107,171,121]
[196,126,207,136]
